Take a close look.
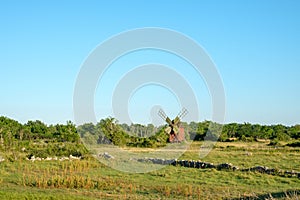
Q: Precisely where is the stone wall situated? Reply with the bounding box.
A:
[137,158,300,178]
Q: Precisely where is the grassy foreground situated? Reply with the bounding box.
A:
[0,141,299,199]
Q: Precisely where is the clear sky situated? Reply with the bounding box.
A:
[0,0,299,125]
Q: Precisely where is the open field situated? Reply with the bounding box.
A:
[0,141,299,199]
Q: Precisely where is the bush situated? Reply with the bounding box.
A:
[275,132,291,141]
[286,141,300,147]
[268,139,279,146]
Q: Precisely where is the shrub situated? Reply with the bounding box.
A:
[268,139,279,146]
[286,141,300,147]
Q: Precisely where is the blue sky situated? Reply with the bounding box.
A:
[0,0,299,125]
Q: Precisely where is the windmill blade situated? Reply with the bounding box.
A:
[165,117,172,125]
[158,109,172,125]
[164,126,172,134]
[173,116,180,125]
[173,126,179,134]
[177,108,188,120]
[158,109,167,120]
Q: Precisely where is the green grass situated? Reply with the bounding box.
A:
[180,141,300,171]
[0,142,299,199]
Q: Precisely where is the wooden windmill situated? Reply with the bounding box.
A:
[158,108,188,143]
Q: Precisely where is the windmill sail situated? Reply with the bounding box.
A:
[173,116,180,125]
[158,109,172,125]
[165,117,172,125]
[165,126,172,134]
[158,109,167,121]
[177,108,188,120]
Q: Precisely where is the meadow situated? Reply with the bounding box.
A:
[0,141,299,199]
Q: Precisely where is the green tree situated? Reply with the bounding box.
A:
[288,125,300,139]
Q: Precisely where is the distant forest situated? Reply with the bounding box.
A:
[78,118,300,147]
[0,116,299,159]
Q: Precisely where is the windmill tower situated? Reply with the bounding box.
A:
[158,108,188,143]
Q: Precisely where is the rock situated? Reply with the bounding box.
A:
[265,168,276,174]
[164,159,174,165]
[59,156,69,161]
[30,155,36,162]
[195,161,201,168]
[69,155,81,160]
[159,159,165,165]
[99,152,115,159]
[178,160,184,166]
[170,159,177,166]
[35,157,42,161]
[205,162,215,169]
[251,166,267,173]
[189,160,196,168]
[285,170,298,177]
[183,160,189,167]
[217,163,234,170]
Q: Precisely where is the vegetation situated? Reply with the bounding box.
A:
[78,118,168,148]
[79,118,300,148]
[0,116,299,158]
[0,142,299,199]
[191,121,300,142]
[0,116,87,159]
[0,116,299,199]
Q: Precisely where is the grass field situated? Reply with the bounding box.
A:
[0,141,299,199]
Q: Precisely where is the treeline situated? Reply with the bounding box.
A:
[78,118,300,147]
[0,116,86,158]
[78,118,168,148]
[0,116,169,158]
[0,116,80,142]
[0,116,300,156]
[188,121,300,142]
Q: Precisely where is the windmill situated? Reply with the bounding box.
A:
[158,108,188,143]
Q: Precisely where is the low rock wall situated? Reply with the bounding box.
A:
[137,158,300,178]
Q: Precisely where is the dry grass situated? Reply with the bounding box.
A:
[0,142,299,199]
